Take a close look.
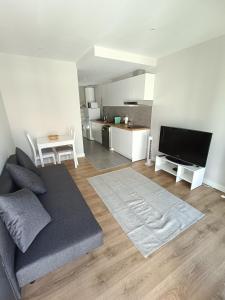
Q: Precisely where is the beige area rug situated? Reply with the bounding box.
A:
[89,168,204,257]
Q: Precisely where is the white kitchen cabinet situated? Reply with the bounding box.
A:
[111,127,133,159]
[102,80,123,106]
[131,73,155,100]
[100,73,155,106]
[111,127,150,162]
[131,130,151,161]
[91,122,103,144]
[95,84,106,108]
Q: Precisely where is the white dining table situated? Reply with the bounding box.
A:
[36,135,77,168]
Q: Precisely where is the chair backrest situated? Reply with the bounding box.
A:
[72,129,76,147]
[26,132,37,161]
[72,128,75,140]
[67,127,75,141]
[67,127,74,137]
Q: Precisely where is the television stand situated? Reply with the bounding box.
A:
[155,155,205,190]
[166,156,192,166]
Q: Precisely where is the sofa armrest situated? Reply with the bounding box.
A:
[0,258,19,300]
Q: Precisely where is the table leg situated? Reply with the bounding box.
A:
[72,144,78,168]
[38,146,44,167]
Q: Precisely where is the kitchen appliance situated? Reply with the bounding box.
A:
[114,116,121,124]
[102,125,111,149]
[127,120,133,127]
[85,87,95,105]
[81,107,100,140]
[124,101,139,106]
[145,135,153,166]
[88,102,98,108]
[159,126,212,167]
[127,124,146,129]
[124,100,153,106]
[103,114,108,122]
[85,86,98,108]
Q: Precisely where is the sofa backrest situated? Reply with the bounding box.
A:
[0,155,21,300]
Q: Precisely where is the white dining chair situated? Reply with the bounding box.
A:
[67,127,74,138]
[55,129,79,168]
[26,132,57,166]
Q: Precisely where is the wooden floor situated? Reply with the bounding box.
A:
[22,158,225,300]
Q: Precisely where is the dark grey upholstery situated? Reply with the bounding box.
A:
[15,164,103,287]
[16,147,40,175]
[0,156,21,300]
[0,171,16,195]
[0,256,17,300]
[0,220,20,300]
[0,155,103,299]
[6,164,47,194]
[0,189,51,253]
[0,156,18,195]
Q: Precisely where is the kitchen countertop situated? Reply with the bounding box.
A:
[91,120,150,131]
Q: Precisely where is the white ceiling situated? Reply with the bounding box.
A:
[77,47,157,86]
[1,0,225,85]
[0,0,225,61]
[77,56,152,86]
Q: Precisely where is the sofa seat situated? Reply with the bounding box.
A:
[15,165,103,287]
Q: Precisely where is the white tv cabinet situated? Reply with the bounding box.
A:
[155,155,205,190]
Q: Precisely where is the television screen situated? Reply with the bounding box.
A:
[159,126,212,167]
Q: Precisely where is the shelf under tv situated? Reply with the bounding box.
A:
[165,155,193,166]
[155,155,205,190]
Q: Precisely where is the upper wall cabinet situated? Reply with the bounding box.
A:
[99,73,155,106]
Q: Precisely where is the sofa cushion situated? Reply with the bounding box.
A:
[6,164,47,194]
[16,147,40,175]
[0,155,18,195]
[15,164,103,287]
[5,154,18,166]
[0,155,20,300]
[0,189,51,253]
[0,171,16,196]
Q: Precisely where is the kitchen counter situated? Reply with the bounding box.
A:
[90,120,150,162]
[92,120,150,131]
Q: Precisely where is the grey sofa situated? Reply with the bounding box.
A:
[0,155,103,300]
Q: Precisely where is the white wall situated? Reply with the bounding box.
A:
[0,54,84,158]
[0,92,14,172]
[152,35,225,191]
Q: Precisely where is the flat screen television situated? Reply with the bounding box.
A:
[159,126,212,167]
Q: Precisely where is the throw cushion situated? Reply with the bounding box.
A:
[0,188,51,253]
[6,164,47,194]
[0,155,18,195]
[16,147,40,175]
[0,172,16,195]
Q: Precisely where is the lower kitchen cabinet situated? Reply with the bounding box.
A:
[111,127,132,159]
[111,127,150,162]
[91,121,103,144]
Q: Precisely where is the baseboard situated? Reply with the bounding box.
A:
[77,153,85,158]
[203,179,225,193]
